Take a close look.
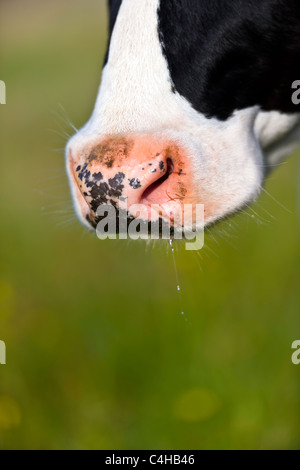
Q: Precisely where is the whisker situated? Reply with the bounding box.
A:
[47,128,72,140]
[56,215,77,227]
[53,104,79,133]
[243,204,271,226]
[260,186,293,214]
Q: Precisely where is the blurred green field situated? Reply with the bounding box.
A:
[0,0,299,450]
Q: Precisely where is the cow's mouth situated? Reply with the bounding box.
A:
[86,205,179,238]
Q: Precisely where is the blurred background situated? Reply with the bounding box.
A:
[0,0,299,450]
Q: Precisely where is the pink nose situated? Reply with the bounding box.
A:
[70,135,192,227]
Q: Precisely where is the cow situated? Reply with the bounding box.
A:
[66,0,300,239]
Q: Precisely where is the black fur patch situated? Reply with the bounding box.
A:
[103,0,123,66]
[158,0,300,120]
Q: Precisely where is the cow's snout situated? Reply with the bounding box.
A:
[67,135,193,230]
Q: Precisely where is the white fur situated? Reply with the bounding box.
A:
[255,111,300,165]
[67,0,300,229]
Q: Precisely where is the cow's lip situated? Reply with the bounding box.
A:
[67,151,92,229]
[87,211,189,238]
[87,205,180,228]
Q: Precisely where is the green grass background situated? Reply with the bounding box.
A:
[0,0,299,450]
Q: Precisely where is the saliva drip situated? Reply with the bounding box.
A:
[169,239,185,318]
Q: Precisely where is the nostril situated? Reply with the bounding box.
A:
[166,157,174,175]
[141,158,174,203]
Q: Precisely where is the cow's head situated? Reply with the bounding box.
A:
[66,0,300,235]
